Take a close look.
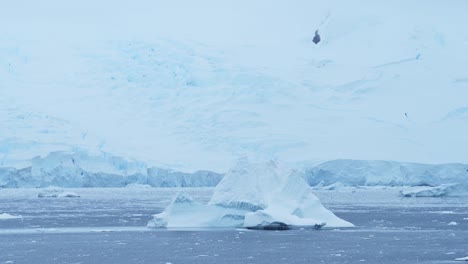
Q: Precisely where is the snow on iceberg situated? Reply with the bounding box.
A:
[148,159,353,229]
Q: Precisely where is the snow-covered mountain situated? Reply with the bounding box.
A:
[1,0,468,172]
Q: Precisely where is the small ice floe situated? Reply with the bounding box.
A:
[448,222,458,226]
[38,187,80,198]
[125,183,152,189]
[0,213,22,220]
[399,184,457,197]
[439,211,455,214]
[59,192,80,198]
[455,256,468,261]
[312,181,345,190]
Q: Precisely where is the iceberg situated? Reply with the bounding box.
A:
[148,159,353,229]
[399,184,467,197]
[0,213,22,220]
[37,187,80,198]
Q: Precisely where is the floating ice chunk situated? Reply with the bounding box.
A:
[455,256,468,261]
[38,186,64,198]
[399,184,461,197]
[312,181,346,190]
[438,211,455,214]
[448,222,458,226]
[37,187,80,198]
[148,159,353,229]
[0,213,22,220]
[125,183,152,189]
[58,192,80,198]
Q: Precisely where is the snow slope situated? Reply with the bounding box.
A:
[1,1,468,172]
[148,159,353,229]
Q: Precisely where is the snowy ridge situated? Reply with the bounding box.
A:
[0,151,222,188]
[1,1,468,172]
[305,159,468,187]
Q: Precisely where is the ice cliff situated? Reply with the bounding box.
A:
[305,160,468,187]
[1,153,467,192]
[0,151,222,188]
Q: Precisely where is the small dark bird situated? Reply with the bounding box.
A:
[313,30,321,44]
[405,112,408,118]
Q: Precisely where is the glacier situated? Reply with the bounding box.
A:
[1,152,468,193]
[0,151,222,188]
[147,159,353,229]
[305,159,468,187]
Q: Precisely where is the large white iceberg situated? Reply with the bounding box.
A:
[148,159,353,229]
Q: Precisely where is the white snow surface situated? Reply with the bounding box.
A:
[148,159,353,229]
[1,1,468,172]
